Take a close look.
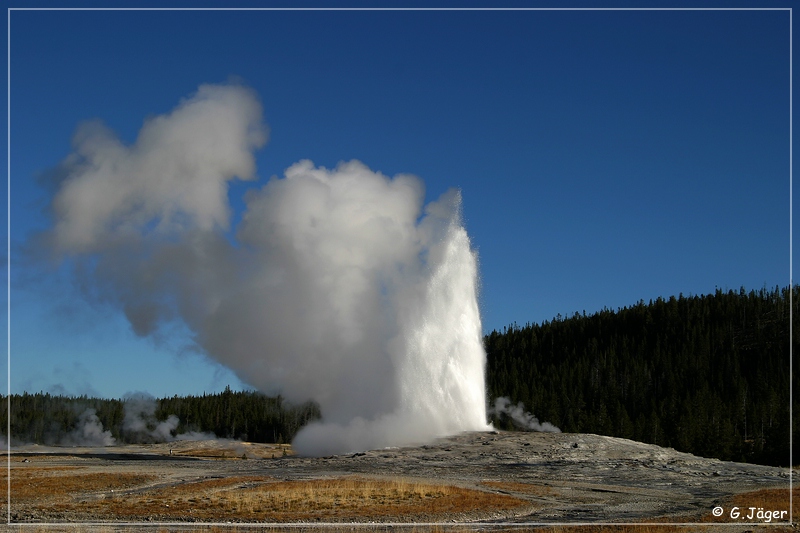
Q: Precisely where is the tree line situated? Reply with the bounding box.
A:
[2,286,794,466]
[486,286,796,466]
[0,387,320,445]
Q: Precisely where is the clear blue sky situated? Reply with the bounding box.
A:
[4,4,794,399]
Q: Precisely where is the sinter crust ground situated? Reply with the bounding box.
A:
[6,430,793,529]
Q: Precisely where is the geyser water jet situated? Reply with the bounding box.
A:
[291,188,491,455]
[40,82,491,455]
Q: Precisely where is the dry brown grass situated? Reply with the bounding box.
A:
[226,476,505,520]
[535,524,720,533]
[39,526,544,533]
[28,475,529,522]
[695,485,798,525]
[1,466,155,505]
[623,485,798,533]
[500,522,795,533]
[171,448,241,459]
[486,486,799,533]
[173,443,293,460]
[726,485,799,518]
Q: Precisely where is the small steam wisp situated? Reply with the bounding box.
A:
[121,393,215,443]
[491,397,561,433]
[42,82,490,455]
[58,395,215,447]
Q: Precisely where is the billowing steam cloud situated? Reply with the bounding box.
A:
[64,408,117,446]
[491,397,561,433]
[41,82,490,455]
[122,393,180,443]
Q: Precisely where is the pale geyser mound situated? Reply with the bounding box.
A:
[41,82,490,456]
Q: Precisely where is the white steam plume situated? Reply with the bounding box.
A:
[122,393,216,443]
[42,82,490,455]
[491,397,561,433]
[122,393,180,443]
[64,408,117,446]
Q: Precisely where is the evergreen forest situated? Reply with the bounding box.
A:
[0,387,320,446]
[486,286,796,466]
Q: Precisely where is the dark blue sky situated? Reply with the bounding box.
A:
[5,7,794,398]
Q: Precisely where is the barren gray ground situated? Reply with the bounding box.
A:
[7,430,794,528]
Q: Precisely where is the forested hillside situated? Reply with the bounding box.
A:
[0,387,320,446]
[486,286,796,466]
[3,286,794,467]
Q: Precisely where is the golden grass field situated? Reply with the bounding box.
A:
[1,466,529,523]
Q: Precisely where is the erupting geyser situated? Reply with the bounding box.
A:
[41,82,491,455]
